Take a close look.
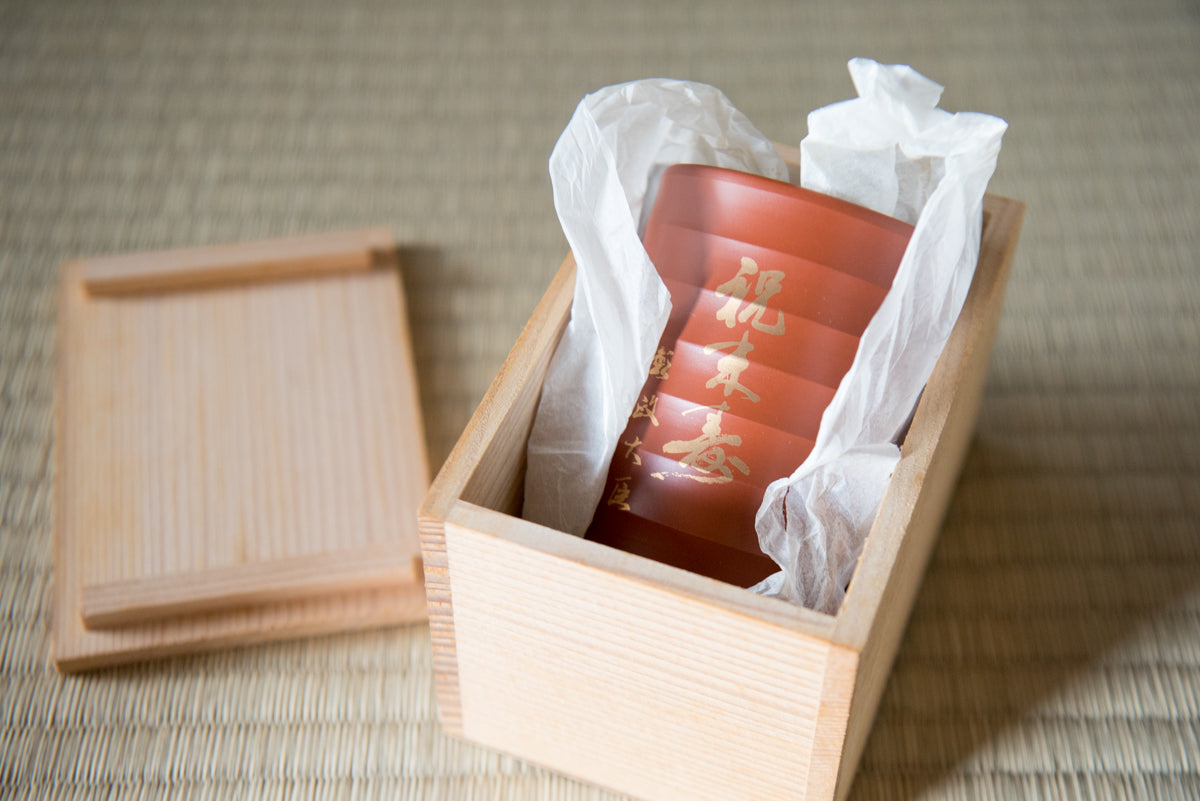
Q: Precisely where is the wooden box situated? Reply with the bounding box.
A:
[419,192,1024,800]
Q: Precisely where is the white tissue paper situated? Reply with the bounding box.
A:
[523,59,1006,616]
[523,79,788,536]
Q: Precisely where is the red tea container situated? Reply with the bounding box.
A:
[585,163,915,586]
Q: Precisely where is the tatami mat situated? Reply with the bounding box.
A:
[2,0,1198,798]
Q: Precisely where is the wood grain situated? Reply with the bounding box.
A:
[54,230,429,670]
[82,545,422,628]
[445,504,843,801]
[82,227,395,295]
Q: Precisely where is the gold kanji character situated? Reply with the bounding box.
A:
[621,436,643,466]
[632,394,660,426]
[648,347,674,379]
[606,477,633,511]
[714,256,786,335]
[703,331,759,402]
[659,410,750,484]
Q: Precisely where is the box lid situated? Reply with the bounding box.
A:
[54,228,429,672]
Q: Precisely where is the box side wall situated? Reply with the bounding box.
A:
[418,257,576,733]
[416,516,465,734]
[830,197,1025,800]
[445,519,839,801]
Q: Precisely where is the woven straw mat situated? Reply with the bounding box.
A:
[2,0,1197,798]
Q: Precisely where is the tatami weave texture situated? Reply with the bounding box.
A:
[2,0,1197,798]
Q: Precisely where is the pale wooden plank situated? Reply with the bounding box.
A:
[445,514,838,801]
[82,227,394,295]
[81,545,421,628]
[828,195,1025,800]
[75,265,425,618]
[808,644,859,801]
[54,229,430,671]
[453,502,836,639]
[52,261,425,670]
[456,256,579,516]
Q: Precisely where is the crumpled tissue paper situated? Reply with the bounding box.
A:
[524,59,1007,615]
[522,79,787,536]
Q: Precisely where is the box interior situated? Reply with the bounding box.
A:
[441,148,1016,649]
[420,190,1023,801]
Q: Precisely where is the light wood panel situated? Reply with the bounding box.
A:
[445,505,845,801]
[81,545,421,628]
[54,229,429,670]
[82,227,395,295]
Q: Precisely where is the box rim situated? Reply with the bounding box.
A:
[420,196,1025,644]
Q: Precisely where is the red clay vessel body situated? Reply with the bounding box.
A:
[585,164,914,586]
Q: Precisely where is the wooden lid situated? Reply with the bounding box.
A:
[54,228,429,671]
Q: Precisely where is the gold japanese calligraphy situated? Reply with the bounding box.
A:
[703,331,759,402]
[654,408,750,484]
[605,477,633,511]
[714,257,786,335]
[632,394,660,426]
[622,436,643,465]
[649,347,674,379]
[661,255,786,483]
[583,161,916,589]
